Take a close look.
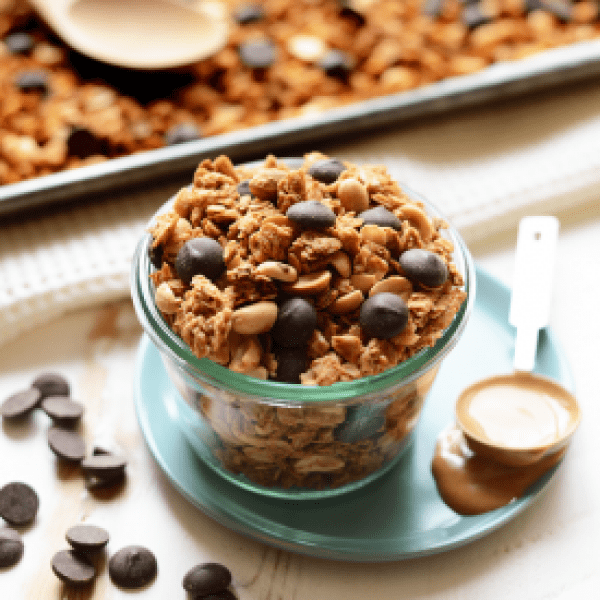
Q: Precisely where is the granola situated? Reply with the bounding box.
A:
[1,0,599,185]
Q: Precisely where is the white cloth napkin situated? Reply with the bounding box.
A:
[1,79,600,348]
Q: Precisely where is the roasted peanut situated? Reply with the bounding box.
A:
[283,271,331,295]
[369,276,413,300]
[231,301,278,334]
[254,261,298,282]
[337,178,370,213]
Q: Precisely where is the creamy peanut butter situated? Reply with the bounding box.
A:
[431,425,565,516]
[432,373,579,515]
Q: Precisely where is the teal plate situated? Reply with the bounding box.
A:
[134,267,575,562]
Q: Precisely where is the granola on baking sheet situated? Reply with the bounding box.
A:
[1,0,599,185]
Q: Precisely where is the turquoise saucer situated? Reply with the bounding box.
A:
[134,267,574,561]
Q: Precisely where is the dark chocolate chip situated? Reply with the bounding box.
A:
[359,205,401,230]
[66,524,110,553]
[81,454,127,482]
[238,38,277,69]
[14,69,49,94]
[0,388,42,419]
[421,0,445,17]
[31,372,70,400]
[318,49,354,80]
[48,426,86,462]
[234,3,265,24]
[307,158,346,184]
[399,248,449,287]
[5,32,35,55]
[0,482,39,526]
[270,298,317,348]
[66,126,106,159]
[536,0,573,21]
[461,3,493,28]
[51,549,96,585]
[175,237,225,285]
[165,122,202,145]
[183,562,232,596]
[360,292,409,339]
[274,346,308,384]
[41,396,84,427]
[0,528,24,568]
[236,179,254,198]
[335,403,386,443]
[286,200,336,231]
[109,545,157,589]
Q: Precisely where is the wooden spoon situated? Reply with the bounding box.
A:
[28,0,229,70]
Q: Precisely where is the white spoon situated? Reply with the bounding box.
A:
[28,0,229,70]
[455,216,580,467]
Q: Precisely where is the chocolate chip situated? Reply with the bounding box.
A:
[236,179,254,198]
[31,372,70,400]
[51,549,96,586]
[359,205,401,230]
[535,0,573,21]
[461,3,493,28]
[48,426,86,462]
[238,38,277,69]
[81,454,127,482]
[234,3,265,24]
[165,122,201,146]
[0,388,42,419]
[318,49,354,80]
[307,158,346,184]
[274,346,308,383]
[183,562,232,596]
[5,32,35,55]
[270,298,317,348]
[0,482,39,526]
[286,200,336,231]
[175,237,225,285]
[66,524,109,553]
[421,0,445,17]
[41,396,84,427]
[360,292,409,339]
[399,248,449,287]
[335,404,386,443]
[0,528,24,568]
[66,126,106,159]
[14,69,49,94]
[109,545,157,589]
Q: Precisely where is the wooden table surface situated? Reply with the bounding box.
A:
[1,80,600,599]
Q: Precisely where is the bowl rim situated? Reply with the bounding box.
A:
[130,157,476,403]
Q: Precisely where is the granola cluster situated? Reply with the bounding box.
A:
[1,0,599,184]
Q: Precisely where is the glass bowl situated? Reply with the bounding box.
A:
[131,159,476,500]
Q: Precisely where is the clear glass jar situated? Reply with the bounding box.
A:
[131,178,475,499]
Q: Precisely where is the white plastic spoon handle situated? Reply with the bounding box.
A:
[509,216,560,372]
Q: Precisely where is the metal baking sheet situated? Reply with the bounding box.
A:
[2,37,600,217]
